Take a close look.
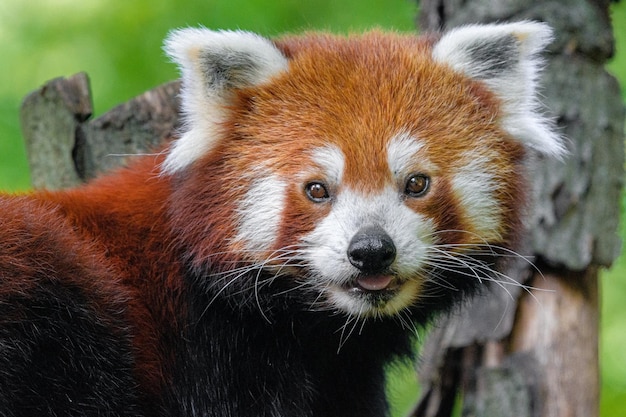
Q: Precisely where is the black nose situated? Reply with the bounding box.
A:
[347,226,396,273]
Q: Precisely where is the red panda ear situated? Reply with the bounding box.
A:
[433,21,565,157]
[161,28,289,174]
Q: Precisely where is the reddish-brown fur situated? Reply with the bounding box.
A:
[20,157,179,397]
[227,31,525,248]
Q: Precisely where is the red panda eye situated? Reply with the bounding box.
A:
[305,182,330,202]
[404,174,430,198]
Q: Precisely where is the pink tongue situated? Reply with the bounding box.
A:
[357,275,394,291]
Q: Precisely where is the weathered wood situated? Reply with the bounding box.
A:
[533,55,624,269]
[509,268,600,417]
[79,80,181,179]
[20,75,182,189]
[20,73,92,189]
[413,0,624,416]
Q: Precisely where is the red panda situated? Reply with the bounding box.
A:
[0,22,563,417]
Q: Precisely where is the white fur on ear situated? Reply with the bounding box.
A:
[433,21,565,157]
[162,28,289,174]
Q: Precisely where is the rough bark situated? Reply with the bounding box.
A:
[413,1,624,417]
[20,73,181,189]
[20,73,92,189]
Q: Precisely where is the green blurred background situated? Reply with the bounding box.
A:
[0,1,624,416]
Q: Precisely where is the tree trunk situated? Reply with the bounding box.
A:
[413,1,624,416]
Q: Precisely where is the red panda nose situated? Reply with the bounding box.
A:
[347,226,397,274]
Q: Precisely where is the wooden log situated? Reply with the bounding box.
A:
[20,74,181,189]
[79,80,181,179]
[20,73,92,189]
[509,268,600,417]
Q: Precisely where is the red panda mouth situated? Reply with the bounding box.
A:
[355,275,394,291]
[332,274,421,316]
[344,275,401,298]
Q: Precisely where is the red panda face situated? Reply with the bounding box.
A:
[163,25,563,318]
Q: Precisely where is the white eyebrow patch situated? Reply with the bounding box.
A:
[234,174,286,252]
[310,144,345,184]
[451,156,502,241]
[386,131,427,176]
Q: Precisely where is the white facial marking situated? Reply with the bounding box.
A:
[301,186,435,317]
[310,145,345,185]
[386,132,426,176]
[234,174,286,253]
[451,156,502,241]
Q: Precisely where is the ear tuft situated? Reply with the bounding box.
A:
[162,28,288,174]
[433,21,565,157]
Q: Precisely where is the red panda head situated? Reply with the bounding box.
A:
[162,23,563,318]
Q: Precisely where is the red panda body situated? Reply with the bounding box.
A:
[0,23,562,416]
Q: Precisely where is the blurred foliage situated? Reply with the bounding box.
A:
[0,1,625,416]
